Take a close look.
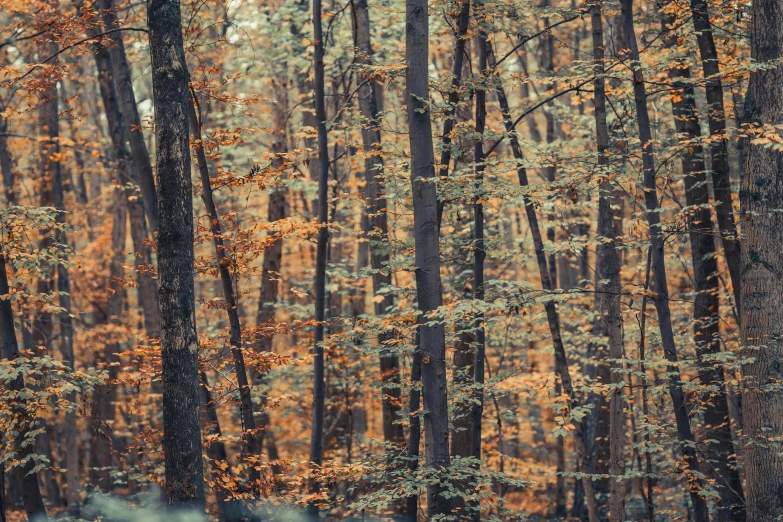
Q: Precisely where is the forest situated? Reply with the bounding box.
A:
[0,0,780,519]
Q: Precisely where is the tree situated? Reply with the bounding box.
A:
[620,0,709,518]
[589,2,626,519]
[740,0,783,517]
[146,0,205,508]
[308,0,330,509]
[406,0,451,516]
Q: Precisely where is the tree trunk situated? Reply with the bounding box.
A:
[199,371,241,522]
[0,117,15,206]
[147,0,205,508]
[619,1,710,520]
[739,0,783,517]
[308,0,330,509]
[660,6,745,520]
[35,32,68,508]
[590,4,627,520]
[83,0,162,342]
[90,187,127,492]
[254,76,288,471]
[188,95,261,489]
[350,0,405,447]
[489,42,601,522]
[689,0,742,312]
[406,0,451,516]
[102,0,159,233]
[435,0,471,225]
[0,252,47,520]
[469,26,488,522]
[50,81,79,515]
[406,332,423,520]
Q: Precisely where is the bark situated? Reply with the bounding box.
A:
[488,42,601,522]
[619,1,710,519]
[188,96,261,488]
[49,75,79,513]
[350,0,404,446]
[308,0,330,507]
[406,0,452,517]
[689,0,742,312]
[0,117,16,206]
[0,252,47,520]
[83,0,162,341]
[102,0,159,233]
[590,4,626,520]
[435,0,471,225]
[90,188,127,491]
[34,33,70,507]
[147,0,205,508]
[254,77,288,468]
[739,0,783,517]
[660,7,745,520]
[406,332,422,520]
[468,27,488,522]
[199,371,241,522]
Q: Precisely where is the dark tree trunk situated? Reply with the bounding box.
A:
[405,0,451,516]
[0,252,47,520]
[406,332,423,520]
[660,7,746,520]
[689,0,742,312]
[739,0,783,518]
[102,0,159,233]
[199,371,241,522]
[35,35,64,507]
[50,79,79,514]
[188,96,261,488]
[90,187,127,492]
[254,76,288,471]
[83,0,162,341]
[308,0,330,509]
[0,117,15,206]
[435,0,471,225]
[619,1,710,520]
[147,0,205,509]
[590,4,626,520]
[468,26,488,522]
[488,42,601,522]
[350,0,405,447]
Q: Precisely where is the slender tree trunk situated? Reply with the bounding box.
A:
[739,0,783,518]
[406,332,423,520]
[50,81,79,514]
[188,95,261,489]
[468,25,488,522]
[308,0,330,508]
[660,7,745,520]
[102,0,159,233]
[90,187,127,491]
[689,0,741,311]
[199,371,240,522]
[435,0,471,225]
[0,252,47,520]
[406,0,451,516]
[619,1,710,520]
[350,0,405,447]
[83,0,161,341]
[0,117,16,206]
[254,76,288,470]
[147,0,205,508]
[489,42,601,522]
[589,4,627,520]
[35,32,67,508]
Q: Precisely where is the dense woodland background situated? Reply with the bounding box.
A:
[0,0,782,519]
